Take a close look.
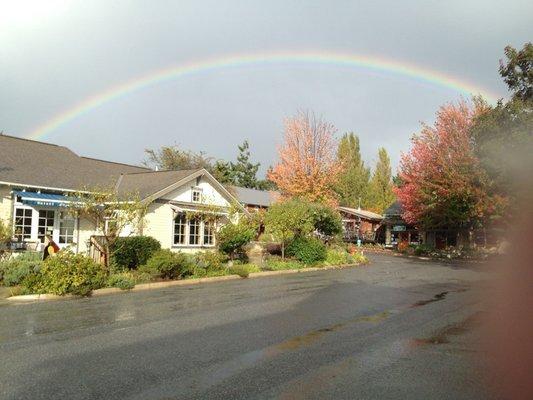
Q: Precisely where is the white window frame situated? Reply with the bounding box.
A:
[191,187,203,203]
[12,203,77,247]
[203,219,215,246]
[13,206,34,241]
[37,209,56,243]
[58,211,76,244]
[172,215,216,248]
[173,213,187,245]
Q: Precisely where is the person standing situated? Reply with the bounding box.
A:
[43,235,60,260]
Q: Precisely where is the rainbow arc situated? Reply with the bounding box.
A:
[26,51,502,140]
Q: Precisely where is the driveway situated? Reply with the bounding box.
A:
[0,254,496,399]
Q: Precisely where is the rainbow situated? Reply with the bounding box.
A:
[26,50,502,140]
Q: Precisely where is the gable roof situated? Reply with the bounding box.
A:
[227,185,279,207]
[0,134,149,191]
[116,169,201,199]
[383,201,402,217]
[338,206,383,221]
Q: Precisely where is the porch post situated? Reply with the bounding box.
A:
[385,224,391,246]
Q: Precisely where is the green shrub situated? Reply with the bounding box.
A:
[111,236,161,269]
[133,271,155,284]
[325,248,351,265]
[414,244,434,256]
[229,263,260,278]
[28,251,106,296]
[286,236,327,264]
[217,220,256,258]
[0,252,42,286]
[193,251,228,271]
[351,251,369,264]
[309,203,343,237]
[264,256,304,271]
[107,272,136,290]
[143,249,193,280]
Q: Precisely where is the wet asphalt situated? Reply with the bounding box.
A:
[0,254,495,399]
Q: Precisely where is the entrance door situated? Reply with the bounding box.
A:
[37,210,55,243]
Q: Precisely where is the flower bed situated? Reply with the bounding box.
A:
[2,243,368,298]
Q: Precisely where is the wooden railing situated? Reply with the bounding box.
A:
[89,235,108,265]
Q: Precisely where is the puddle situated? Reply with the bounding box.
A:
[410,312,483,346]
[410,287,469,308]
[410,291,449,307]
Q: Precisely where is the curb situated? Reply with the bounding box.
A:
[5,293,75,302]
[6,263,364,303]
[390,252,489,264]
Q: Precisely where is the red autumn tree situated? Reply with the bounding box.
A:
[395,100,502,231]
[268,111,341,205]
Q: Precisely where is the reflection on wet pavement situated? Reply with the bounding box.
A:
[410,311,484,346]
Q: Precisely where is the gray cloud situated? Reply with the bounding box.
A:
[1,0,532,175]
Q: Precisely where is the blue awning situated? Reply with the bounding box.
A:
[13,191,75,208]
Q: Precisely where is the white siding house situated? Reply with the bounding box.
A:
[0,134,242,254]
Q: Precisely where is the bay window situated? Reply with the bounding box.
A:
[173,213,216,247]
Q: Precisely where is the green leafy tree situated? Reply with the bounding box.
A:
[368,148,396,213]
[217,219,256,259]
[335,133,370,208]
[68,187,149,269]
[0,220,11,246]
[144,146,214,171]
[470,43,533,207]
[470,97,532,199]
[264,199,315,258]
[308,202,343,237]
[499,42,532,101]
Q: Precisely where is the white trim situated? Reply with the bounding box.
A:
[171,211,217,248]
[169,204,228,216]
[143,169,246,213]
[12,203,79,249]
[1,181,89,194]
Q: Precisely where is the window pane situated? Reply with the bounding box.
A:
[173,213,186,245]
[38,210,55,243]
[14,208,33,240]
[203,220,214,245]
[191,187,203,203]
[189,217,200,245]
[59,213,75,244]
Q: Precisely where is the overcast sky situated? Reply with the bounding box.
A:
[1,0,532,176]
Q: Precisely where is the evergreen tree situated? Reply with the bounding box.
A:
[334,133,370,208]
[368,148,395,213]
[231,140,260,188]
[212,160,236,185]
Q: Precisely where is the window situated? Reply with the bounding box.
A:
[38,210,55,243]
[189,217,201,245]
[14,208,32,240]
[191,187,202,203]
[58,212,75,244]
[174,213,187,245]
[203,220,214,246]
[173,215,216,247]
